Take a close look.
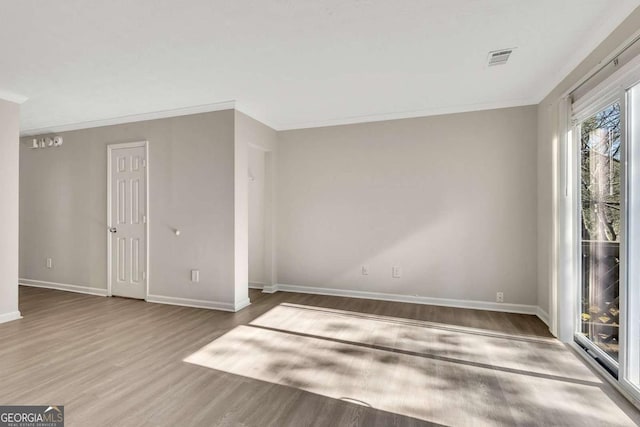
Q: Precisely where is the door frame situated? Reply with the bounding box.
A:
[566,52,640,405]
[572,94,625,377]
[107,140,150,299]
[248,142,277,291]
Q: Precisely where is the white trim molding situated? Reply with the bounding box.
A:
[19,278,108,297]
[0,89,28,104]
[234,298,252,312]
[146,294,250,313]
[20,100,236,137]
[261,284,279,294]
[275,99,537,131]
[536,307,550,327]
[249,282,267,290]
[19,98,538,136]
[269,283,539,315]
[19,279,251,312]
[0,311,22,324]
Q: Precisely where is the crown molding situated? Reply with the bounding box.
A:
[233,103,279,131]
[20,97,540,136]
[0,89,28,104]
[20,100,236,137]
[275,98,538,131]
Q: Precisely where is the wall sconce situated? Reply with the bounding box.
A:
[31,136,63,149]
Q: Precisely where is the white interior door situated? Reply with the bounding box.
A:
[108,142,147,299]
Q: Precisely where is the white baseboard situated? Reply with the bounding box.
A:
[20,278,546,319]
[146,294,249,312]
[536,307,550,326]
[262,284,279,294]
[20,278,108,297]
[249,282,267,290]
[19,278,249,313]
[234,298,252,312]
[0,311,22,325]
[270,283,540,315]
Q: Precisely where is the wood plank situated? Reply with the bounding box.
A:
[0,286,636,426]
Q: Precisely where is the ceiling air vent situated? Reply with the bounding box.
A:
[487,48,514,66]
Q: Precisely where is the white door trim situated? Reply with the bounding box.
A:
[248,142,277,292]
[107,140,150,299]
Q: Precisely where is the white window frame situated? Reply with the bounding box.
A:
[566,52,640,406]
[572,94,625,377]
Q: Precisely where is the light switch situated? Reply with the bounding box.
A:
[191,270,200,283]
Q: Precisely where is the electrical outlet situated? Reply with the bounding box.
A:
[46,258,53,269]
[392,266,401,278]
[496,292,504,303]
[361,265,369,275]
[191,270,200,283]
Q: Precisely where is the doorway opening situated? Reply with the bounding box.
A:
[248,144,275,292]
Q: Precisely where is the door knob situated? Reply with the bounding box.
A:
[109,227,117,233]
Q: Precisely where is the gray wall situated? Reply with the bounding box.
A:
[20,110,238,304]
[536,6,640,319]
[0,99,20,321]
[277,106,538,305]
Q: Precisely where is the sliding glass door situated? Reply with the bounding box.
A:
[573,71,640,400]
[576,102,622,373]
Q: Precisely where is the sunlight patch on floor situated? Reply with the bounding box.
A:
[184,303,636,426]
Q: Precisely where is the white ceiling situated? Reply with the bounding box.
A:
[1,0,638,133]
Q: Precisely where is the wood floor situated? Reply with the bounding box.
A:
[0,286,638,426]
